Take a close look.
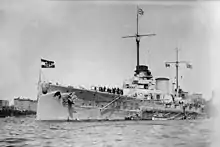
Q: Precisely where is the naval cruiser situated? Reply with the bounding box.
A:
[36,6,200,121]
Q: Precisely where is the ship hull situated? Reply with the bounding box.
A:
[37,83,143,121]
[37,92,70,120]
[36,83,204,121]
[37,92,134,121]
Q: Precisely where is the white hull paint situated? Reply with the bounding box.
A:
[37,92,105,121]
[37,92,69,120]
[36,90,136,121]
[36,83,202,121]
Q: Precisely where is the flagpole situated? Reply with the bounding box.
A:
[137,5,139,35]
[122,6,156,75]
[37,58,42,101]
[176,48,179,97]
[39,57,42,84]
[136,5,140,67]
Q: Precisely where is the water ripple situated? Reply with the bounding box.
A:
[0,117,212,147]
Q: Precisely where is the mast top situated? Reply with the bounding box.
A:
[122,6,156,77]
[165,48,193,96]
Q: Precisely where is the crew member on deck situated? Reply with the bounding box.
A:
[111,88,114,94]
[116,88,119,94]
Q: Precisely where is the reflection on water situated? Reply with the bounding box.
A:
[0,116,212,147]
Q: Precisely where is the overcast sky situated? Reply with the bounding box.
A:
[0,0,219,102]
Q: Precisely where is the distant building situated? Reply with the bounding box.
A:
[0,100,9,109]
[14,98,37,112]
[186,93,205,104]
[190,93,203,99]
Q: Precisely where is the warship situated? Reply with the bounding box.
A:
[36,6,203,121]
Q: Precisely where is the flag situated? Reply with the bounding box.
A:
[138,7,144,15]
[165,63,170,68]
[186,63,192,69]
[41,58,55,68]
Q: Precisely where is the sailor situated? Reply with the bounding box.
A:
[182,104,186,114]
[113,88,116,94]
[108,88,111,93]
[112,88,115,94]
[150,94,153,100]
[182,114,187,120]
[68,98,74,106]
[103,86,106,92]
[67,96,75,119]
[116,88,119,94]
[171,94,175,102]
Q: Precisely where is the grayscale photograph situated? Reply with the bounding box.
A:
[0,0,219,147]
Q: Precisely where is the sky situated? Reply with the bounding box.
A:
[0,0,218,102]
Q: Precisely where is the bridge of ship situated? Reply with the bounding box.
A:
[122,65,165,100]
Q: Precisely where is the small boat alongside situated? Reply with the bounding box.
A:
[152,117,169,121]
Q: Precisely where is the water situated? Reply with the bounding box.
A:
[0,116,212,147]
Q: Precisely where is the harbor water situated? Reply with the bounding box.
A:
[0,117,212,147]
